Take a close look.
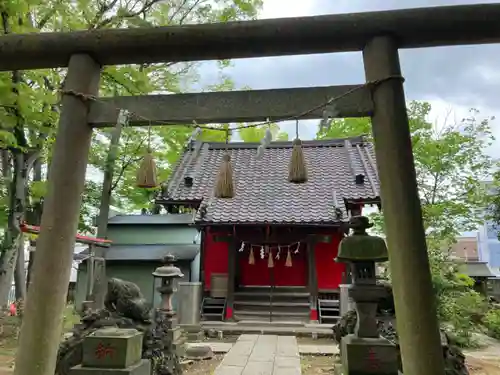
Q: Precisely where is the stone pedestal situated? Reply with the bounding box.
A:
[334,363,344,375]
[348,285,387,338]
[341,335,398,375]
[82,328,143,368]
[69,360,151,375]
[180,323,205,341]
[160,310,186,356]
[70,328,150,375]
[153,309,183,374]
[172,327,187,357]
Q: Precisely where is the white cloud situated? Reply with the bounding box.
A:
[260,0,316,19]
[193,0,500,158]
[424,98,499,158]
[473,65,500,85]
[425,98,472,129]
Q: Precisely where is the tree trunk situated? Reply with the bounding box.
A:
[26,157,43,292]
[1,149,9,179]
[0,150,12,303]
[0,152,26,307]
[14,237,26,300]
[91,117,124,309]
[26,244,35,291]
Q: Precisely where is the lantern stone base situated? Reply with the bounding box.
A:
[340,335,398,375]
[164,321,187,357]
[69,359,151,375]
[172,325,182,341]
[173,336,187,357]
[180,323,205,341]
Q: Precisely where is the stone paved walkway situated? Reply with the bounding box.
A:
[187,341,339,355]
[214,334,301,375]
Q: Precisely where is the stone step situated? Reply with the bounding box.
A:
[202,312,224,319]
[318,298,341,324]
[319,316,340,322]
[319,299,340,307]
[200,322,333,338]
[235,290,309,295]
[234,315,309,324]
[201,297,226,321]
[234,301,310,313]
[234,310,310,323]
[234,300,309,307]
[237,320,305,328]
[236,286,308,293]
[234,291,310,302]
[320,307,340,312]
[235,309,309,317]
[202,297,226,306]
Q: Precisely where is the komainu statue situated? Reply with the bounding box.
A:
[55,278,180,375]
[332,282,469,375]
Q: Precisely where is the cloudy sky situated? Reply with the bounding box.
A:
[198,0,500,154]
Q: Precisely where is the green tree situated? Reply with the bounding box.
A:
[318,101,494,239]
[487,173,500,237]
[0,0,263,303]
[318,101,495,344]
[239,123,289,142]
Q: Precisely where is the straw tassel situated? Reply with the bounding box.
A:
[268,251,274,268]
[285,249,293,267]
[214,152,234,198]
[288,138,308,183]
[136,150,158,188]
[248,248,255,265]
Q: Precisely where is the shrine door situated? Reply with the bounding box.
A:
[238,245,307,287]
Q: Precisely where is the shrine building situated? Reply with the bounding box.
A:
[156,135,380,323]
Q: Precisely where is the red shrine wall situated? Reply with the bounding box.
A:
[203,228,229,291]
[315,231,345,290]
[202,227,345,291]
[238,243,307,286]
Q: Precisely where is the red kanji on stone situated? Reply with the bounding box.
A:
[368,347,381,370]
[95,342,115,359]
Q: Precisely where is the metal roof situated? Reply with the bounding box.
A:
[74,244,199,262]
[108,213,194,225]
[459,261,496,278]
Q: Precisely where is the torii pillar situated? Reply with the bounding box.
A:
[14,54,100,375]
[363,36,445,375]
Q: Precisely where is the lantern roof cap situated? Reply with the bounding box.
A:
[152,253,184,278]
[336,216,388,262]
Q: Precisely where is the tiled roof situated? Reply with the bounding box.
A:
[158,136,380,224]
[449,237,479,261]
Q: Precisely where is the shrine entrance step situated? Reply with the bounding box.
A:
[214,334,301,375]
[234,287,310,323]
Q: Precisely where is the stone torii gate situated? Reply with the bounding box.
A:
[1,4,500,375]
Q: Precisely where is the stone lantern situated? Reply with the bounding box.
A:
[151,254,184,375]
[153,254,184,313]
[335,216,398,375]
